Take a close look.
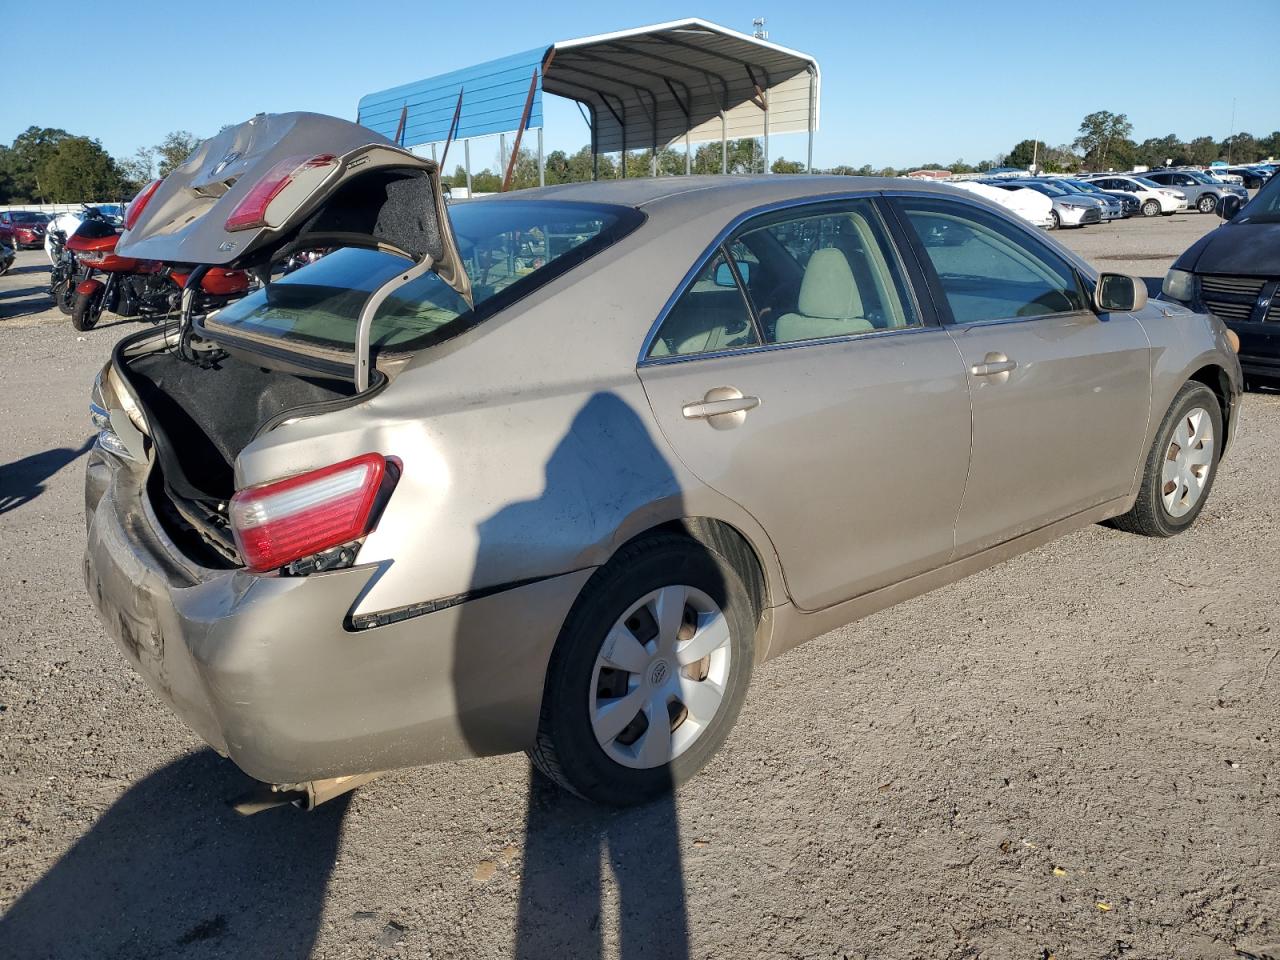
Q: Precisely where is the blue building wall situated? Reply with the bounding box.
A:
[358,47,546,146]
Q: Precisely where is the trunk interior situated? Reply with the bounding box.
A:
[118,347,361,566]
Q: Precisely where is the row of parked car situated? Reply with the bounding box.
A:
[951,164,1271,231]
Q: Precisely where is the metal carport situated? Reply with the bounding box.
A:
[357,18,820,188]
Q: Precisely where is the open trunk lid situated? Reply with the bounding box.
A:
[116,111,470,301]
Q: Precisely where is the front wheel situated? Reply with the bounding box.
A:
[1111,382,1223,537]
[71,289,104,331]
[51,277,75,315]
[1141,199,1161,217]
[1197,194,1218,214]
[1048,210,1061,230]
[529,534,756,806]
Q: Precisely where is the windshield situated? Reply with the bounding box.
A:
[1185,171,1214,184]
[1027,182,1066,197]
[1131,177,1160,189]
[1237,173,1280,223]
[1062,180,1101,194]
[206,199,643,356]
[10,211,42,223]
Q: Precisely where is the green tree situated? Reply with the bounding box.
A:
[155,130,201,177]
[770,157,805,174]
[4,126,73,201]
[1005,140,1039,168]
[1134,134,1186,168]
[1222,132,1259,164]
[1184,136,1219,166]
[1073,110,1133,169]
[38,136,126,202]
[119,146,157,193]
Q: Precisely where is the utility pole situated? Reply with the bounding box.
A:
[1032,139,1039,174]
[1227,97,1237,163]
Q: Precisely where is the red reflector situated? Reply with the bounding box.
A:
[124,179,163,231]
[229,453,389,573]
[224,154,336,232]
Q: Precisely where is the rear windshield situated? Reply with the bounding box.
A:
[205,199,642,355]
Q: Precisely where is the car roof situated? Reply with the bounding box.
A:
[478,174,980,218]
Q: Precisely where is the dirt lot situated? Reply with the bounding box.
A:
[1,209,1277,960]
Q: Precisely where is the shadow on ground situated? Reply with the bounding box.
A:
[0,750,349,960]
[0,437,95,515]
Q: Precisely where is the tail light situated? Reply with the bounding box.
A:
[224,154,336,232]
[229,453,393,573]
[125,179,163,230]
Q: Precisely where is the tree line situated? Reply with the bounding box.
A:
[3,109,1276,204]
[0,127,201,204]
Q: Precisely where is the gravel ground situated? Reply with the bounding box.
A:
[1,208,1277,960]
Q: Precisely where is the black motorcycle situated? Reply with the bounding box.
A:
[47,207,115,315]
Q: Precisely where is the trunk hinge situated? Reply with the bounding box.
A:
[353,255,434,392]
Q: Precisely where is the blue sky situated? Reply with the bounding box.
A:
[4,0,1277,170]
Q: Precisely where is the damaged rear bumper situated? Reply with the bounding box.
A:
[83,448,591,785]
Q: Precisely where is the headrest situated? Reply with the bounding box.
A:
[798,248,863,319]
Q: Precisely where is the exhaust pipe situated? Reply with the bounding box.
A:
[231,771,383,815]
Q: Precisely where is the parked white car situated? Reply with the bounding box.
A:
[1080,174,1188,217]
[1205,168,1244,185]
[948,180,1054,229]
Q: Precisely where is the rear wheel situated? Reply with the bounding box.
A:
[1111,382,1222,537]
[71,289,103,331]
[1141,199,1161,217]
[529,534,755,806]
[1197,194,1218,214]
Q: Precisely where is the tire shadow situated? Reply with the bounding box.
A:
[0,750,349,960]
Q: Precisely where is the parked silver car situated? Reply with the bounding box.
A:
[84,114,1243,807]
[1143,168,1250,213]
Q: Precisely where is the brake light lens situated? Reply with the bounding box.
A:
[224,154,336,232]
[229,453,390,573]
[124,178,163,230]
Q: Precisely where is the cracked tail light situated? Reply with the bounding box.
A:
[224,153,336,232]
[125,179,163,230]
[229,453,391,573]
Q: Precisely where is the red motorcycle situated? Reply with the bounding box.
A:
[66,227,250,332]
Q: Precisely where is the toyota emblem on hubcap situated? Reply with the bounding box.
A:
[649,660,669,686]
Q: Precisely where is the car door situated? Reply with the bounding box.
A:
[890,193,1152,556]
[638,198,972,611]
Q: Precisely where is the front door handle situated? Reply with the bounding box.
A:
[682,386,760,429]
[970,352,1017,381]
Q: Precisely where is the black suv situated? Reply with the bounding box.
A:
[1160,177,1280,387]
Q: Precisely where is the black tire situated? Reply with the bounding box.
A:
[1197,194,1218,214]
[1048,210,1061,230]
[1141,199,1161,217]
[0,258,10,277]
[71,289,103,331]
[1111,382,1223,538]
[51,278,75,315]
[529,533,756,806]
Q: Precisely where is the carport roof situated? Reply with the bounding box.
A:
[358,19,820,158]
[542,18,820,154]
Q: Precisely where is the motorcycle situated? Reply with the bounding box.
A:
[48,206,116,315]
[0,239,14,276]
[66,226,250,331]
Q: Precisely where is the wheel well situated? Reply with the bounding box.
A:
[1188,364,1233,446]
[623,518,768,624]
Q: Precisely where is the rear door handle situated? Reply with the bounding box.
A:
[682,386,760,429]
[970,352,1017,379]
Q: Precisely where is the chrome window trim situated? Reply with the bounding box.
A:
[637,190,924,367]
[641,321,942,368]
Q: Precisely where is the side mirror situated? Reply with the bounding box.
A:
[1216,194,1242,220]
[1094,273,1148,313]
[714,260,751,287]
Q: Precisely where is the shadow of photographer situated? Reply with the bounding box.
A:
[0,749,349,959]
